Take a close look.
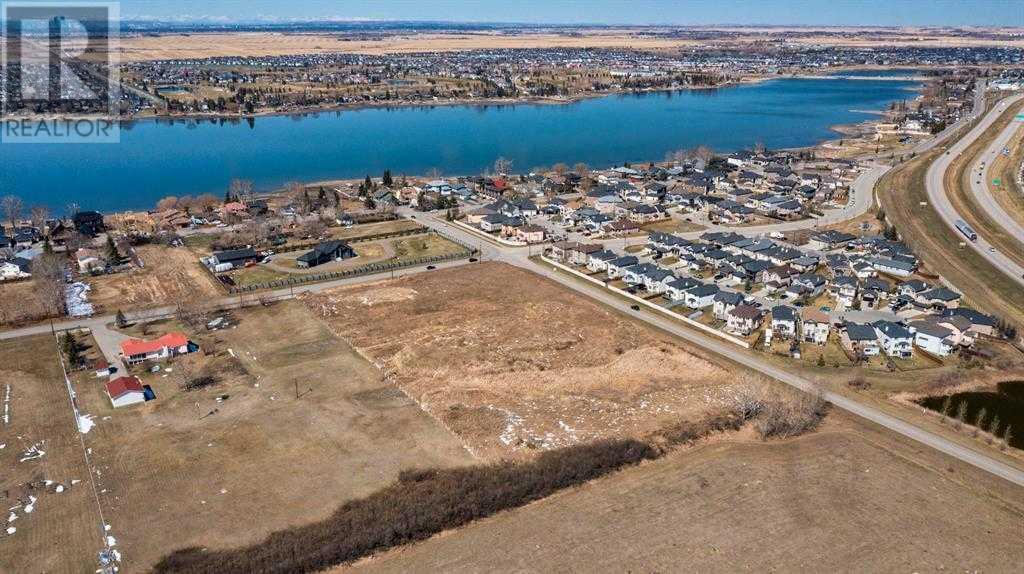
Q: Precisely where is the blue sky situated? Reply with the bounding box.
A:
[117,0,1022,26]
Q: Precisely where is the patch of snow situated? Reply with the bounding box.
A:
[71,479,81,485]
[7,513,16,523]
[104,524,111,531]
[65,282,94,317]
[19,441,45,462]
[6,526,14,535]
[3,384,10,425]
[55,485,65,493]
[77,414,96,434]
[106,535,117,546]
[24,496,36,513]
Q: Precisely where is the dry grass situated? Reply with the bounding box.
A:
[88,29,1024,63]
[0,335,103,574]
[0,281,61,328]
[303,262,746,459]
[86,245,223,313]
[345,413,1024,573]
[989,122,1024,230]
[61,301,472,572]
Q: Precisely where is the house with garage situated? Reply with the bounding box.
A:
[909,320,956,357]
[684,283,720,309]
[842,323,880,357]
[106,376,147,408]
[939,308,997,337]
[800,308,831,345]
[120,332,194,365]
[727,304,763,335]
[296,240,355,268]
[830,275,859,307]
[917,287,962,310]
[210,248,259,270]
[640,266,676,294]
[606,256,640,280]
[664,277,701,303]
[872,321,914,358]
[587,250,619,272]
[770,305,798,339]
[713,290,745,320]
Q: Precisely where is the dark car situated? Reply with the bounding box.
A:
[426,265,436,270]
[630,304,641,311]
[469,258,478,263]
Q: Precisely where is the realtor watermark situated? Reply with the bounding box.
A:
[1,1,120,143]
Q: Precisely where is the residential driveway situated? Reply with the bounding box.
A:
[89,322,132,369]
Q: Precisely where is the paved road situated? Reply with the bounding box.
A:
[411,209,1024,487]
[971,102,1024,242]
[925,93,1024,288]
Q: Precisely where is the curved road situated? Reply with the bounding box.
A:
[926,93,1024,288]
[971,100,1024,241]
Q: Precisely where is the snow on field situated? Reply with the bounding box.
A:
[19,441,45,462]
[3,383,10,425]
[65,282,95,317]
[77,414,96,434]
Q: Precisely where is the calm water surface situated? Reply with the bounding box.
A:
[0,77,917,213]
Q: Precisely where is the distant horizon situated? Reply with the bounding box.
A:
[114,19,1021,29]
[108,0,1023,28]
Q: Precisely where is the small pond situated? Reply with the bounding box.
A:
[918,381,1024,449]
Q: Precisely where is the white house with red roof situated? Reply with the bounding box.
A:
[120,332,193,365]
[106,376,146,408]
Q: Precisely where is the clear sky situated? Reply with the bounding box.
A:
[117,0,1023,27]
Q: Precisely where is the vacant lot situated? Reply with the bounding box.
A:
[0,335,102,574]
[348,414,1024,573]
[304,262,744,459]
[0,280,61,328]
[67,301,472,571]
[87,245,223,313]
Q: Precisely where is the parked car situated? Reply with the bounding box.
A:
[630,304,641,311]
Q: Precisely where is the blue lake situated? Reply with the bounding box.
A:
[0,77,917,213]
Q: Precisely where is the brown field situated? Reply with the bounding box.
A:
[59,300,472,571]
[346,413,1024,573]
[86,245,223,313]
[303,262,746,459]
[0,335,103,574]
[0,280,61,328]
[990,122,1024,230]
[94,29,1024,62]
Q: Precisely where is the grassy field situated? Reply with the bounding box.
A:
[348,413,1024,572]
[303,262,747,459]
[87,245,224,313]
[62,301,472,571]
[0,280,62,328]
[0,335,104,573]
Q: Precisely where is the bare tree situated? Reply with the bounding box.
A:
[693,145,714,161]
[552,163,568,177]
[493,157,513,176]
[229,178,254,203]
[32,252,67,317]
[1,195,24,228]
[30,206,49,230]
[573,162,590,177]
[426,167,442,180]
[156,196,179,212]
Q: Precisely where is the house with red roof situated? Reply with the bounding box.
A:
[120,332,193,365]
[106,376,146,408]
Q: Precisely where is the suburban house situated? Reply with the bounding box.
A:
[105,376,146,408]
[872,321,915,358]
[72,211,106,237]
[770,305,798,339]
[713,291,745,320]
[684,283,720,309]
[727,304,763,336]
[800,308,831,345]
[296,240,356,268]
[210,248,259,270]
[939,308,997,337]
[606,256,639,280]
[916,287,962,310]
[120,332,194,365]
[515,225,546,244]
[842,323,880,357]
[909,320,956,357]
[587,250,619,272]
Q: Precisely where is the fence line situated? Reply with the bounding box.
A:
[540,254,751,348]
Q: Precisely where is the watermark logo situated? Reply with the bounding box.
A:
[2,1,119,143]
